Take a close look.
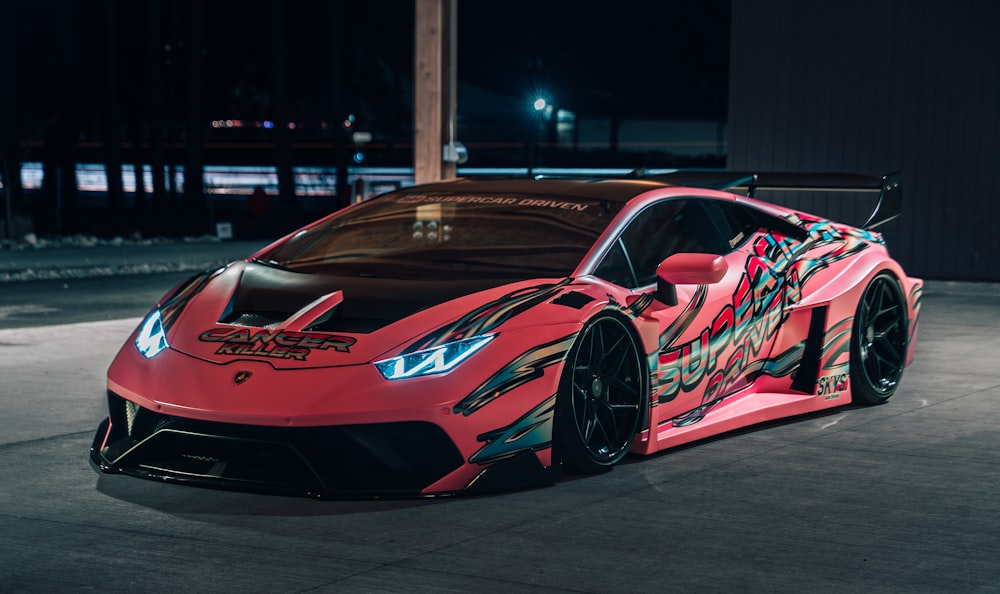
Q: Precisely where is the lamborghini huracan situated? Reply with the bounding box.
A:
[90,171,922,497]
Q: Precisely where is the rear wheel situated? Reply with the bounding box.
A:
[850,272,908,405]
[554,314,645,473]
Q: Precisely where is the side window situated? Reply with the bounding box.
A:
[624,200,688,287]
[669,201,731,255]
[593,238,635,287]
[594,200,686,288]
[594,198,757,289]
[702,200,759,250]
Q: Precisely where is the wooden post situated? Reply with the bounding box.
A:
[414,0,457,184]
[414,0,441,184]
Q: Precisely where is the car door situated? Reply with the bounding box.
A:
[595,197,777,424]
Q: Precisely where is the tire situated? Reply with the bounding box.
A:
[554,314,645,473]
[850,272,908,405]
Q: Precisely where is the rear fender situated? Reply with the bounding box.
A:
[789,249,921,370]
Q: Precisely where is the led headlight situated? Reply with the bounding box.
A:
[374,334,495,380]
[135,309,169,359]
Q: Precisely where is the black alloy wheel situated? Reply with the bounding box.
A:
[850,272,908,405]
[555,314,645,473]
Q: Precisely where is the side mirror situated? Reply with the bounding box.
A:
[655,253,729,306]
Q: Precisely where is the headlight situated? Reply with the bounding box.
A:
[374,334,495,380]
[135,310,169,359]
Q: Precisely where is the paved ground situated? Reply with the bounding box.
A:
[0,239,268,282]
[0,242,998,592]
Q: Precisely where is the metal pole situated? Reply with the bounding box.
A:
[443,0,457,179]
[55,165,62,236]
[1,153,10,241]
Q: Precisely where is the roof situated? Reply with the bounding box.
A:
[400,177,674,203]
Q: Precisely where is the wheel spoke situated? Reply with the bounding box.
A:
[592,404,620,451]
[582,407,597,442]
[873,334,903,360]
[564,316,644,465]
[606,377,635,397]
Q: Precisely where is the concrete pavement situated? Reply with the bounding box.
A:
[0,237,270,282]
[0,277,998,591]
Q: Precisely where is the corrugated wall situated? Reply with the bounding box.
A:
[727,0,1000,281]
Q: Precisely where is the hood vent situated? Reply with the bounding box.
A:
[215,261,521,335]
[220,311,287,329]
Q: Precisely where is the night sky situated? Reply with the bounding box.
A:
[457,1,731,119]
[3,0,730,143]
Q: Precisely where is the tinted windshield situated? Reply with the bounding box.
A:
[259,191,622,278]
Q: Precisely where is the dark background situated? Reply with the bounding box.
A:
[0,1,730,238]
[727,0,1000,282]
[1,0,998,281]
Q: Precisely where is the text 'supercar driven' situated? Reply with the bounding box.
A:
[91,173,922,497]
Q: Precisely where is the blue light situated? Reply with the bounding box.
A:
[374,334,495,380]
[135,310,169,359]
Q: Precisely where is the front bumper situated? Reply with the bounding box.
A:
[90,391,560,498]
[90,391,467,498]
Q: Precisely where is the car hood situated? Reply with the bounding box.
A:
[162,261,582,369]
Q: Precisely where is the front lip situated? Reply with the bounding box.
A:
[88,411,470,499]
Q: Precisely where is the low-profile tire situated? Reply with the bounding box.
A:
[850,272,908,405]
[554,314,645,474]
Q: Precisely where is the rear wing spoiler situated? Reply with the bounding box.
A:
[639,171,902,229]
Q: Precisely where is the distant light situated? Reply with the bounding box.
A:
[288,122,296,130]
[262,120,273,129]
[353,152,364,164]
[533,98,547,111]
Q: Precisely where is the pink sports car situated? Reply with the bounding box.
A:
[90,172,921,497]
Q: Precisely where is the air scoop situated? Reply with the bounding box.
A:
[282,290,346,332]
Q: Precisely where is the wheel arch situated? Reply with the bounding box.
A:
[794,246,908,310]
[552,307,651,473]
[585,307,655,432]
[848,269,911,404]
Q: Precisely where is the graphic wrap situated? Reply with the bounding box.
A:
[655,215,873,408]
[198,328,356,360]
[663,314,856,427]
[405,279,573,354]
[454,335,575,415]
[470,395,556,465]
[907,284,923,347]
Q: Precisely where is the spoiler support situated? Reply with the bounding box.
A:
[638,170,903,229]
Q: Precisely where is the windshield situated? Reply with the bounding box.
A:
[258,191,622,278]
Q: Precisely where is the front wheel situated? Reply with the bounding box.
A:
[554,314,645,474]
[850,272,908,405]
